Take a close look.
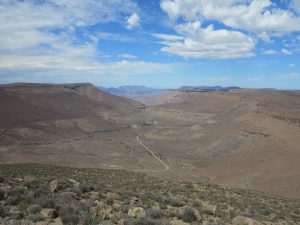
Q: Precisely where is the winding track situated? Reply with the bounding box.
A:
[135,134,170,172]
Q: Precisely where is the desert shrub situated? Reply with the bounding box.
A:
[169,198,185,207]
[132,217,157,225]
[5,195,23,205]
[8,187,25,196]
[122,205,130,213]
[147,209,166,219]
[25,180,40,189]
[0,205,6,218]
[27,204,41,214]
[60,202,89,225]
[41,198,56,208]
[79,184,92,194]
[0,189,5,201]
[60,205,80,225]
[57,180,73,191]
[81,212,100,225]
[106,197,114,205]
[26,213,44,223]
[33,185,51,198]
[181,207,197,223]
[0,176,4,183]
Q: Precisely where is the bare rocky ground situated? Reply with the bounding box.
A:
[0,164,299,225]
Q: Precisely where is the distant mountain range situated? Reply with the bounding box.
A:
[99,85,166,95]
[176,86,240,92]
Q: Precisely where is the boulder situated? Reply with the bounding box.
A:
[49,180,57,193]
[24,176,34,182]
[41,208,58,219]
[67,179,79,187]
[128,207,146,218]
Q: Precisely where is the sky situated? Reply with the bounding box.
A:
[0,0,300,89]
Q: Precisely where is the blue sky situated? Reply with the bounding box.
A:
[0,0,300,89]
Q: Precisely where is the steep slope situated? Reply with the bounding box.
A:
[0,83,144,129]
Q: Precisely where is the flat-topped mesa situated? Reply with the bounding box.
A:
[0,82,144,128]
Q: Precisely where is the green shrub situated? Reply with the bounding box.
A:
[181,207,197,222]
[27,204,41,214]
[81,212,99,225]
[106,197,114,205]
[0,189,5,201]
[0,205,6,218]
[26,213,44,223]
[133,217,157,225]
[147,209,166,219]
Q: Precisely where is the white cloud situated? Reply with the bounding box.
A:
[126,13,141,30]
[118,54,137,59]
[152,33,184,41]
[161,0,300,35]
[0,0,173,79]
[263,49,293,55]
[281,48,293,55]
[290,0,300,14]
[279,73,300,80]
[155,21,255,59]
[289,64,296,67]
[263,49,277,55]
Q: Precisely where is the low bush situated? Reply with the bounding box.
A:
[147,209,166,219]
[0,205,6,218]
[0,189,5,201]
[27,204,41,214]
[181,207,197,223]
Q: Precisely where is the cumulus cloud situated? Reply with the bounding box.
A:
[126,13,141,30]
[157,0,300,59]
[156,21,255,59]
[0,1,172,78]
[161,0,300,34]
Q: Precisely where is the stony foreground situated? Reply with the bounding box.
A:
[0,164,299,225]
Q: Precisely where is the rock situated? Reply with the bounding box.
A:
[24,176,34,182]
[232,216,262,225]
[41,208,58,219]
[67,179,79,187]
[128,207,146,218]
[170,219,190,225]
[130,196,139,205]
[49,180,57,192]
[106,192,120,200]
[89,191,99,200]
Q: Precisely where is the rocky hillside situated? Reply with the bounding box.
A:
[0,83,144,129]
[0,164,299,225]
